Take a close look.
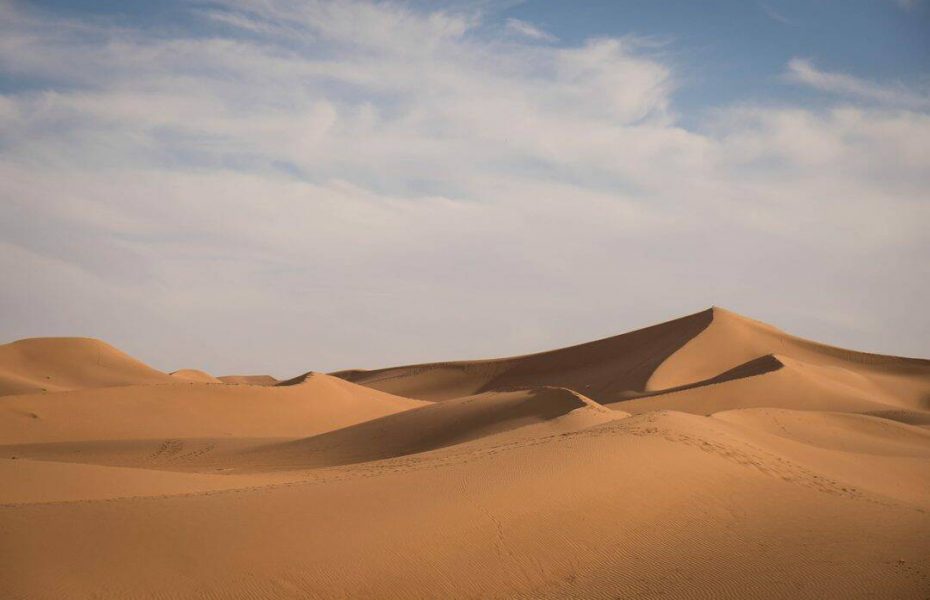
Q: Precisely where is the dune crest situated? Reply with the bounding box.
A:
[332,309,715,400]
[236,386,622,469]
[0,373,428,445]
[333,307,930,414]
[169,368,223,383]
[0,337,173,396]
[648,306,930,391]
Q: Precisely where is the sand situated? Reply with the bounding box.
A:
[1,308,928,599]
[169,368,223,383]
[218,374,280,386]
[0,337,175,396]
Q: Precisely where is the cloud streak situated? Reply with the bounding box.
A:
[758,3,797,26]
[505,18,557,41]
[785,57,929,109]
[0,0,928,374]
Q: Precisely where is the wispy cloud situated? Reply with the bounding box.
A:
[758,3,797,26]
[0,1,928,373]
[505,18,556,41]
[785,58,929,109]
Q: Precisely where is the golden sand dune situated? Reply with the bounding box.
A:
[2,410,928,599]
[1,308,929,599]
[169,368,223,383]
[233,386,624,469]
[334,307,930,413]
[0,372,427,444]
[0,337,174,396]
[620,353,922,415]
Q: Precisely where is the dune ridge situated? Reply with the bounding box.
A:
[169,368,222,383]
[234,386,623,469]
[0,373,428,445]
[333,307,930,415]
[0,337,174,396]
[1,307,929,599]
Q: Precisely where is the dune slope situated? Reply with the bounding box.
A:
[0,372,428,444]
[334,307,930,414]
[0,337,174,396]
[2,411,928,599]
[332,309,714,400]
[235,386,622,469]
[169,368,223,383]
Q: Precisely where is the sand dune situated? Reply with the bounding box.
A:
[234,387,623,469]
[219,374,280,386]
[2,410,928,599]
[332,308,714,400]
[714,407,930,457]
[0,372,427,444]
[169,368,222,383]
[0,337,174,396]
[0,387,618,473]
[619,353,919,415]
[711,408,930,506]
[2,308,929,599]
[334,307,930,414]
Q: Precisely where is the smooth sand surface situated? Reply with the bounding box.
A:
[0,337,175,396]
[1,308,929,599]
[0,373,428,444]
[169,368,223,383]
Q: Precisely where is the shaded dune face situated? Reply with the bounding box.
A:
[332,307,930,413]
[2,308,930,600]
[332,309,715,401]
[235,387,621,469]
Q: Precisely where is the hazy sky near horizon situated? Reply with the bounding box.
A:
[1,0,929,376]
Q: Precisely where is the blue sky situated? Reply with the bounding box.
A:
[18,0,930,112]
[1,0,928,375]
[510,1,930,126]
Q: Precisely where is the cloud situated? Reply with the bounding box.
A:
[758,3,797,26]
[785,58,929,109]
[505,18,556,41]
[0,1,928,374]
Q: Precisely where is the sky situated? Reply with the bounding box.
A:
[1,0,928,377]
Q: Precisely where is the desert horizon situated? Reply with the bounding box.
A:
[2,307,929,598]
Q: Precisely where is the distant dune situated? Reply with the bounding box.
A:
[1,308,929,599]
[218,374,280,386]
[169,368,223,383]
[0,337,174,396]
[0,373,427,445]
